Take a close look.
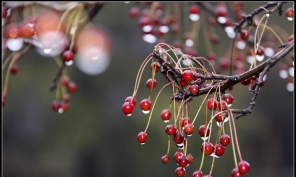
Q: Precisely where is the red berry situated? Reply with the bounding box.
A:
[189,85,199,95]
[21,23,35,38]
[180,78,188,87]
[139,16,151,27]
[238,160,250,174]
[222,93,234,105]
[214,144,225,157]
[219,57,230,70]
[63,94,70,102]
[178,155,189,167]
[220,134,231,146]
[2,7,7,18]
[161,154,169,164]
[214,111,226,122]
[232,168,244,177]
[161,109,171,122]
[165,124,177,135]
[285,7,294,18]
[129,7,140,19]
[10,64,19,74]
[256,46,264,56]
[201,142,214,155]
[174,151,184,163]
[122,102,134,116]
[192,170,203,177]
[209,33,220,43]
[146,78,157,89]
[189,4,200,14]
[52,100,61,112]
[125,96,137,106]
[61,102,70,112]
[67,82,77,93]
[240,30,249,41]
[181,117,191,127]
[207,98,218,110]
[216,5,228,17]
[207,51,216,61]
[184,123,194,136]
[140,99,151,112]
[288,34,294,42]
[60,76,69,86]
[63,50,74,61]
[170,23,180,34]
[5,24,22,39]
[241,77,251,85]
[150,62,161,72]
[186,153,194,164]
[175,167,186,177]
[173,132,184,145]
[218,100,228,111]
[137,132,148,145]
[198,125,210,138]
[182,70,195,82]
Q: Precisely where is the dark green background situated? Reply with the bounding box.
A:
[3,2,294,177]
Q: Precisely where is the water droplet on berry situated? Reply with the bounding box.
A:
[210,153,220,158]
[224,116,229,123]
[189,14,200,21]
[216,121,222,127]
[159,26,169,33]
[201,136,209,141]
[247,56,255,64]
[227,31,236,38]
[142,110,150,114]
[287,17,293,21]
[58,108,64,114]
[142,34,157,43]
[70,26,77,35]
[65,60,73,66]
[217,17,227,24]
[6,38,24,51]
[256,55,264,61]
[265,13,270,17]
[163,120,169,123]
[142,25,152,33]
[126,113,132,117]
[177,142,184,147]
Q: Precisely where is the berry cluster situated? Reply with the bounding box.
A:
[2,2,107,111]
[122,3,293,176]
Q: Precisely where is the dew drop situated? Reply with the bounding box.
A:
[177,142,184,147]
[287,17,293,21]
[142,110,150,114]
[126,114,132,117]
[6,38,24,51]
[247,56,255,64]
[142,25,152,33]
[70,26,77,35]
[201,136,209,141]
[228,104,232,107]
[265,13,270,17]
[140,142,145,145]
[163,120,169,123]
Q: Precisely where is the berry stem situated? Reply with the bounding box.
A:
[144,82,171,133]
[70,4,84,52]
[229,110,243,162]
[208,155,216,175]
[228,109,238,167]
[166,135,171,155]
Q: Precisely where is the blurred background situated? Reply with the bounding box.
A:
[2,2,294,177]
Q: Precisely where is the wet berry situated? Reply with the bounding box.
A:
[122,102,134,116]
[67,82,77,93]
[189,85,199,95]
[207,98,218,110]
[184,123,194,136]
[140,99,151,112]
[10,64,19,74]
[201,142,214,155]
[137,132,148,144]
[214,144,225,157]
[220,134,231,146]
[161,109,171,122]
[192,170,203,177]
[165,124,177,135]
[240,30,249,41]
[178,155,189,167]
[146,78,157,89]
[125,96,137,106]
[222,93,234,105]
[161,154,169,164]
[198,125,210,138]
[175,167,186,177]
[232,168,244,177]
[63,50,74,61]
[182,70,195,82]
[174,151,184,163]
[238,160,250,174]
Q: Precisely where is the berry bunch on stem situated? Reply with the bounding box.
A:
[123,2,293,176]
[2,2,106,112]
